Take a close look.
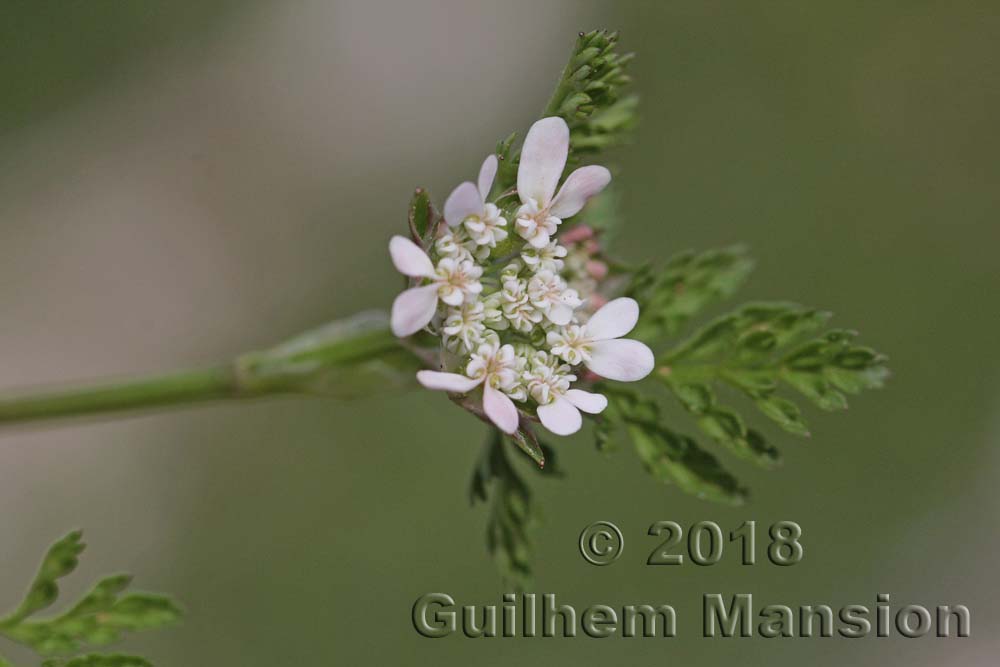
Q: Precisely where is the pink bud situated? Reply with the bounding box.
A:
[589,293,608,310]
[582,239,600,255]
[586,260,609,280]
[560,224,594,244]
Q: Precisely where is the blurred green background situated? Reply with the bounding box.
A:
[0,1,997,664]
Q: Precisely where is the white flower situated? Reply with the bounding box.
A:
[546,297,655,382]
[523,352,607,436]
[444,155,508,250]
[546,325,588,364]
[436,258,483,305]
[527,269,582,326]
[442,301,486,353]
[537,387,608,436]
[416,340,522,433]
[524,352,575,405]
[514,117,612,248]
[389,236,483,337]
[504,349,530,402]
[500,276,543,333]
[390,115,639,439]
[514,198,561,250]
[480,292,508,331]
[500,260,524,279]
[466,203,507,248]
[521,240,568,273]
[434,229,469,263]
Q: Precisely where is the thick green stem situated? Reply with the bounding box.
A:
[0,366,264,426]
[0,310,415,429]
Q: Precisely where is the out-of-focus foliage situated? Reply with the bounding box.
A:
[627,246,756,340]
[600,385,747,505]
[0,532,180,667]
[469,431,561,588]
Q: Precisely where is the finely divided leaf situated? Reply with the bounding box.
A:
[0,532,181,665]
[7,531,85,623]
[470,430,554,588]
[601,387,747,505]
[657,301,888,465]
[629,246,755,341]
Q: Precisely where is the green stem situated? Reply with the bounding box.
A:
[0,310,414,428]
[0,366,263,426]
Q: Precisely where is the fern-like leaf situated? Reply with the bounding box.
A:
[642,301,888,475]
[0,532,181,666]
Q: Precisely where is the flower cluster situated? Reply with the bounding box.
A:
[389,117,653,436]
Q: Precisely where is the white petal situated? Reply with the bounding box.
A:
[586,338,655,382]
[564,389,608,414]
[439,287,465,306]
[586,297,640,340]
[416,370,482,393]
[477,154,498,201]
[549,165,611,219]
[483,383,519,434]
[517,117,569,208]
[528,230,550,248]
[443,182,483,227]
[389,236,435,278]
[537,396,582,436]
[390,284,439,337]
[546,302,574,326]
